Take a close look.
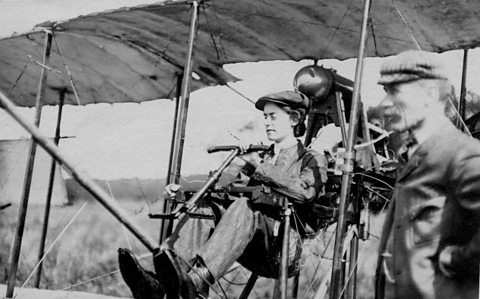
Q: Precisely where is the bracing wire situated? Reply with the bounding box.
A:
[134,177,151,214]
[225,84,255,104]
[52,34,82,106]
[61,252,152,290]
[8,32,43,91]
[390,2,471,136]
[353,172,394,190]
[61,253,151,291]
[0,139,29,190]
[448,96,473,137]
[61,269,120,290]
[177,254,228,298]
[338,258,359,298]
[106,181,132,250]
[390,0,421,50]
[203,3,228,61]
[303,224,337,297]
[320,0,355,57]
[201,4,256,106]
[21,202,88,288]
[8,60,32,92]
[202,4,222,62]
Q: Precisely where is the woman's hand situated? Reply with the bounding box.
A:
[438,245,460,277]
[237,143,262,167]
[239,151,262,167]
[164,183,182,199]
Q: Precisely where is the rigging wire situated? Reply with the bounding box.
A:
[320,0,355,57]
[61,252,152,290]
[202,4,223,62]
[0,139,28,190]
[52,33,82,106]
[225,84,255,104]
[8,31,43,91]
[21,201,89,288]
[204,3,228,61]
[177,254,228,298]
[201,3,255,106]
[338,258,359,298]
[62,269,120,290]
[390,0,421,50]
[106,181,132,250]
[353,172,394,190]
[303,224,336,297]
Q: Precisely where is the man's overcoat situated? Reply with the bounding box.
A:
[376,120,480,299]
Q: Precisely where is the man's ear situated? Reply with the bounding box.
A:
[424,81,440,107]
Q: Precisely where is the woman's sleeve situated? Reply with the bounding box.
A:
[251,151,328,204]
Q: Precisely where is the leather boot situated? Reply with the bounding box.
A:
[187,257,215,298]
[153,249,216,299]
[118,248,165,299]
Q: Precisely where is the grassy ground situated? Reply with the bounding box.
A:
[0,198,383,298]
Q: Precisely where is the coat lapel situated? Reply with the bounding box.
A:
[397,150,425,181]
[396,121,455,181]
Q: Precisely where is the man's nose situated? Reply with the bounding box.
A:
[379,96,394,107]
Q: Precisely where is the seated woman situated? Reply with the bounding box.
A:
[118,90,328,298]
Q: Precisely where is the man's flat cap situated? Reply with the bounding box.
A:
[378,50,448,85]
[255,90,310,112]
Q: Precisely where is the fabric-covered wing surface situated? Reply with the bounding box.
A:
[0,0,479,106]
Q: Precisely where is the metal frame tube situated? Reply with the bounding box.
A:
[160,0,200,242]
[0,90,159,254]
[159,73,183,243]
[34,88,66,288]
[458,49,468,130]
[168,0,200,184]
[280,200,292,299]
[6,31,52,298]
[330,0,371,297]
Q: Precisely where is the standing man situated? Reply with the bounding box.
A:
[375,50,480,299]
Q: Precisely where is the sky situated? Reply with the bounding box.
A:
[1,1,480,180]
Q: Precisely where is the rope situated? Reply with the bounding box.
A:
[21,202,88,288]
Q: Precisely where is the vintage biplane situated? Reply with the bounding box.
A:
[1,0,480,298]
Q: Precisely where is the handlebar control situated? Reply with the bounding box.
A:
[207,144,271,154]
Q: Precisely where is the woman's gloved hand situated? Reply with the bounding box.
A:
[164,183,182,199]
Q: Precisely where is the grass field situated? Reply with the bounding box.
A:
[0,196,383,298]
